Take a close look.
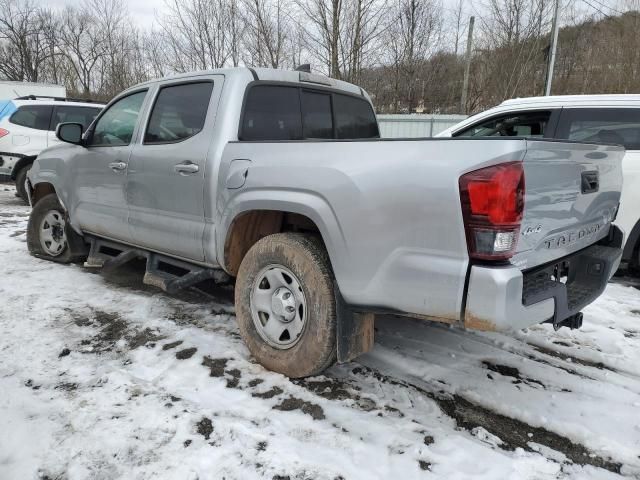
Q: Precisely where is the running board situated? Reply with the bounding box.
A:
[84,237,229,293]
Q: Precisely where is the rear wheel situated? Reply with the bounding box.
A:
[27,193,85,263]
[234,233,337,378]
[14,165,30,203]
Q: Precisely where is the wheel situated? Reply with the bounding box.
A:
[27,193,85,263]
[14,165,29,203]
[235,233,337,378]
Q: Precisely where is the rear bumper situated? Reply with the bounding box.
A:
[464,225,623,332]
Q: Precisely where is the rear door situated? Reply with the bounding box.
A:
[554,107,640,255]
[126,76,222,261]
[72,90,148,241]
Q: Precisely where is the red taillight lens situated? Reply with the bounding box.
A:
[0,128,9,138]
[460,162,525,261]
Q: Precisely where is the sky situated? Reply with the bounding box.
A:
[44,0,626,31]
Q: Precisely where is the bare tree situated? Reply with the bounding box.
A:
[242,0,289,68]
[0,0,55,81]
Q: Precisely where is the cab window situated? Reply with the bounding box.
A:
[144,82,214,144]
[556,108,640,150]
[455,111,552,138]
[90,91,147,146]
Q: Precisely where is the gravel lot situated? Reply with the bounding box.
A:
[1,183,639,480]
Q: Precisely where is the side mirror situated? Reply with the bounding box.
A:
[56,122,84,145]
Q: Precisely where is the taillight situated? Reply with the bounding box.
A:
[459,162,525,261]
[0,128,8,138]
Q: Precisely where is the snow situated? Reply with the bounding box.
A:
[0,183,639,479]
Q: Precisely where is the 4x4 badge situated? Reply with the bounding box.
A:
[522,224,542,236]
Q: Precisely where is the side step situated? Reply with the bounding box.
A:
[84,237,230,293]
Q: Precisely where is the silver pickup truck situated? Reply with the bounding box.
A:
[26,67,624,378]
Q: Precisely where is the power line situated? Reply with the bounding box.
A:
[587,0,624,16]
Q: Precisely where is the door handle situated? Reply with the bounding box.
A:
[174,161,199,175]
[109,161,127,172]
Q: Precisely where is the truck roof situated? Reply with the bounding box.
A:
[126,67,365,98]
[500,94,640,108]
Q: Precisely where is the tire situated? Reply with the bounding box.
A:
[27,193,85,264]
[14,165,30,204]
[235,233,337,378]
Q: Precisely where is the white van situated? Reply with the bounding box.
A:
[438,95,640,272]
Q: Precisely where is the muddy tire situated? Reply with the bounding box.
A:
[235,233,337,378]
[14,165,29,203]
[27,193,85,264]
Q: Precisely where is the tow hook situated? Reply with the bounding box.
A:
[547,312,584,331]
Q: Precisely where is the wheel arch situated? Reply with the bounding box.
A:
[218,194,348,282]
[10,155,36,180]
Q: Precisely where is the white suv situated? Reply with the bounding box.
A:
[438,94,640,272]
[0,96,103,201]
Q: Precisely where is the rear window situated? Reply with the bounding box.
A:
[301,90,333,139]
[556,108,640,150]
[51,106,101,131]
[9,105,52,130]
[240,83,378,141]
[241,85,302,141]
[334,94,379,139]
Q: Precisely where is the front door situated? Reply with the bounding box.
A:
[72,90,148,242]
[126,77,222,262]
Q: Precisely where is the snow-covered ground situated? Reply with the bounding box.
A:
[1,183,639,480]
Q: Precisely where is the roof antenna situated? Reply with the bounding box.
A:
[295,64,311,73]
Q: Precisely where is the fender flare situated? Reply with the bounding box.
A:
[217,189,349,284]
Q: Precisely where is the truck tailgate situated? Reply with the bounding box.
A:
[511,139,624,270]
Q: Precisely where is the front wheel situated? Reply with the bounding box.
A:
[27,193,83,263]
[235,233,337,378]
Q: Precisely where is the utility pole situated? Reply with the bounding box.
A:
[460,16,475,115]
[545,0,560,96]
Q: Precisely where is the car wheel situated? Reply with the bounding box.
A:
[235,233,337,378]
[14,165,30,203]
[27,193,84,263]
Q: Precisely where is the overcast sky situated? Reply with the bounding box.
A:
[44,0,622,31]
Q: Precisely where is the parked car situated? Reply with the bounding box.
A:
[0,96,104,201]
[26,68,624,378]
[438,95,640,272]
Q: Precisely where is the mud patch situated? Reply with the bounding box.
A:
[351,364,622,473]
[58,348,71,358]
[483,361,546,388]
[252,386,283,399]
[293,377,359,402]
[196,417,213,440]
[530,345,615,372]
[418,460,431,471]
[202,356,229,377]
[9,229,25,237]
[273,397,325,420]
[162,340,183,350]
[175,347,197,360]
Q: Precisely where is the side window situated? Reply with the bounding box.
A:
[50,106,101,132]
[301,90,333,139]
[454,111,551,138]
[90,91,146,146]
[333,94,379,139]
[241,85,302,141]
[9,105,53,130]
[556,108,640,150]
[144,82,214,144]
